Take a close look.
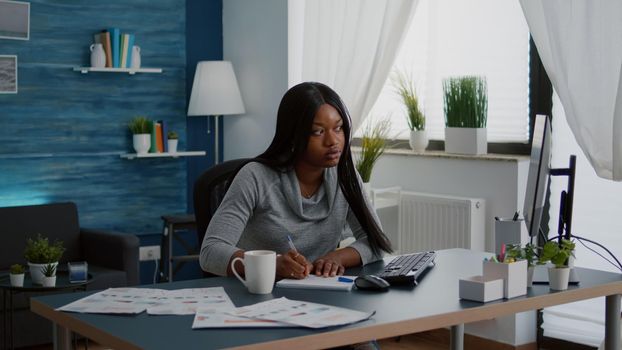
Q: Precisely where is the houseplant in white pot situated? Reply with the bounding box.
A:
[507,243,541,287]
[355,119,390,199]
[539,239,576,291]
[443,76,488,155]
[167,131,178,153]
[41,263,57,287]
[128,116,152,154]
[394,72,427,152]
[9,263,25,287]
[24,234,65,285]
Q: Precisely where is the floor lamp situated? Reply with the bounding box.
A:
[187,61,245,165]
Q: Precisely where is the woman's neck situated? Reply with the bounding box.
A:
[294,163,324,198]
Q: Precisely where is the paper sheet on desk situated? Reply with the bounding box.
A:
[230,297,375,329]
[57,287,233,315]
[275,275,356,291]
[192,308,296,329]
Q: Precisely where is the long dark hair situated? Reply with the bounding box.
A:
[244,82,392,256]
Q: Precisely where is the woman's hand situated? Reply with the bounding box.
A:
[277,250,313,279]
[313,252,345,277]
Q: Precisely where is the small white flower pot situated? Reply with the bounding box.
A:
[409,130,428,152]
[42,276,57,287]
[527,266,535,288]
[548,266,570,290]
[362,182,373,202]
[167,139,178,153]
[133,134,151,154]
[10,273,24,287]
[28,262,58,285]
[445,127,487,155]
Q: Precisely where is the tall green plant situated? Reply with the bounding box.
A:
[443,76,488,128]
[128,116,151,134]
[24,234,65,264]
[356,119,391,183]
[393,71,425,131]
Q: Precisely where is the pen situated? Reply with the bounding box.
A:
[287,235,298,253]
[338,277,354,283]
[512,211,520,221]
[500,243,506,262]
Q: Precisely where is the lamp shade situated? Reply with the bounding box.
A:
[187,61,245,116]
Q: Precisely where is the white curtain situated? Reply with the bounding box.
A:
[519,0,622,181]
[288,0,419,132]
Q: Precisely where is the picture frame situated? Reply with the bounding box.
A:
[0,0,30,40]
[0,55,18,94]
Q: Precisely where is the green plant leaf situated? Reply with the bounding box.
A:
[355,119,391,183]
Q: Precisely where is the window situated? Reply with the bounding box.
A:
[358,0,530,146]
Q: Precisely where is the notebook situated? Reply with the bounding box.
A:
[275,275,356,292]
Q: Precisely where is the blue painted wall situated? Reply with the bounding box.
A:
[0,0,223,282]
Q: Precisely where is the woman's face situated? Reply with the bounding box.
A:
[299,103,345,169]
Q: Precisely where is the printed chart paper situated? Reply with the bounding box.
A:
[192,308,295,329]
[57,287,232,315]
[230,297,374,328]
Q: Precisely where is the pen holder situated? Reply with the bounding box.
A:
[494,218,523,255]
[483,259,527,299]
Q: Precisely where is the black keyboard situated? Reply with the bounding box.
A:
[377,251,436,285]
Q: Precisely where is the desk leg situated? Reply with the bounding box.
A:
[450,324,464,350]
[2,289,6,350]
[53,323,71,350]
[605,294,620,350]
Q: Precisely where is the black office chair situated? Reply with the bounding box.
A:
[193,158,251,251]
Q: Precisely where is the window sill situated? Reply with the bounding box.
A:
[351,146,528,163]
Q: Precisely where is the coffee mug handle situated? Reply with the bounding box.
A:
[230,257,246,286]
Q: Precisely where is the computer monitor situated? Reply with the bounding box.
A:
[523,114,552,238]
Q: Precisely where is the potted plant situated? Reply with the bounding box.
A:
[443,76,488,155]
[167,131,178,153]
[506,243,541,287]
[9,264,25,287]
[128,116,152,154]
[24,234,65,285]
[40,263,57,287]
[393,71,427,152]
[355,119,391,198]
[539,239,576,290]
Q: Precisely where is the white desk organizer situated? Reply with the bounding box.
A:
[483,259,527,299]
[459,276,504,302]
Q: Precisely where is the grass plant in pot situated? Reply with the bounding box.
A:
[24,234,65,285]
[443,76,488,155]
[9,263,25,287]
[507,243,542,287]
[355,119,391,199]
[167,131,178,153]
[393,71,427,152]
[41,263,57,287]
[128,116,152,154]
[539,239,576,291]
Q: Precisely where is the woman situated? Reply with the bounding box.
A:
[199,82,392,279]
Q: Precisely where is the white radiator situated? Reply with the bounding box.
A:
[398,191,485,254]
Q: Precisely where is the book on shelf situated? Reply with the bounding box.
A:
[158,120,169,153]
[149,120,158,153]
[108,27,121,68]
[120,34,129,68]
[125,34,135,68]
[155,123,164,153]
[101,30,112,68]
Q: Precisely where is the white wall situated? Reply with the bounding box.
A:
[222,0,288,161]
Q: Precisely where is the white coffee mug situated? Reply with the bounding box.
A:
[231,250,276,294]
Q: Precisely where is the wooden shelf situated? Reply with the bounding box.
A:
[73,67,163,75]
[120,151,205,159]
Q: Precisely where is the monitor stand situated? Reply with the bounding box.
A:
[531,265,580,285]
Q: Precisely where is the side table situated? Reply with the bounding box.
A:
[160,214,198,282]
[0,271,91,350]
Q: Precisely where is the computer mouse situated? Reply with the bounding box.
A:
[354,275,390,292]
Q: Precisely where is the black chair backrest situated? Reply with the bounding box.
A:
[193,158,250,246]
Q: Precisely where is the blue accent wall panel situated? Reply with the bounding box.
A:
[0,0,189,235]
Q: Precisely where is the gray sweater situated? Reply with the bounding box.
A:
[199,161,382,276]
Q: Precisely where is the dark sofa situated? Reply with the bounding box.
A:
[0,202,139,347]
